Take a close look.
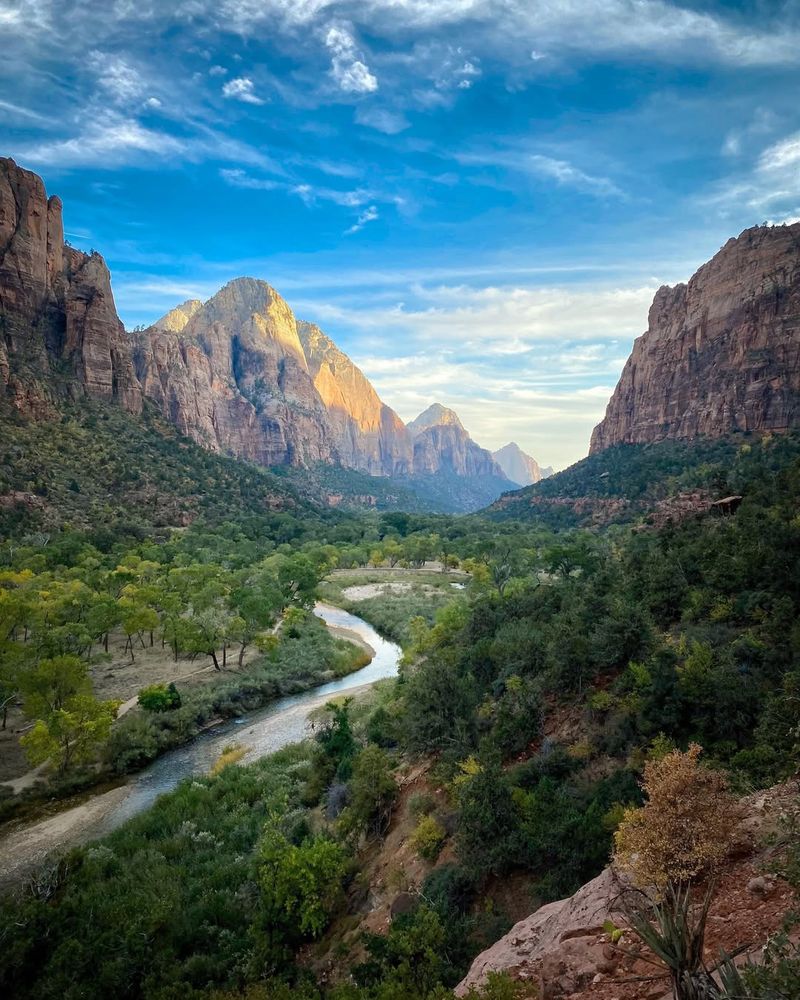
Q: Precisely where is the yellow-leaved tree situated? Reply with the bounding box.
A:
[613,743,740,1000]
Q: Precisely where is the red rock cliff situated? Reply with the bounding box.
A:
[0,157,142,415]
[590,223,800,453]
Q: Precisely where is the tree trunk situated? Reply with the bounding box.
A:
[103,631,109,652]
[210,649,221,671]
[222,644,227,668]
[238,641,247,668]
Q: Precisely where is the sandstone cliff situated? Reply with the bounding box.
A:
[408,403,508,478]
[298,321,413,475]
[591,223,800,453]
[492,441,551,486]
[0,157,141,416]
[134,279,336,467]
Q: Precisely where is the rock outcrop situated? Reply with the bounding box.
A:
[591,223,800,453]
[455,868,628,999]
[298,321,413,475]
[492,442,552,486]
[408,403,508,478]
[456,781,799,1000]
[0,157,142,416]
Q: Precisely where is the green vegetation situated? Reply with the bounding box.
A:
[2,414,800,998]
[488,432,800,527]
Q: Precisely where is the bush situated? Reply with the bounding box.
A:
[138,682,182,712]
[411,814,446,862]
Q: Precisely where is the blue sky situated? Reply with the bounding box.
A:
[2,0,799,468]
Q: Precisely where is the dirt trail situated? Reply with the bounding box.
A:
[0,785,130,892]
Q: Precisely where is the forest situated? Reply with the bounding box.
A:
[1,408,800,1000]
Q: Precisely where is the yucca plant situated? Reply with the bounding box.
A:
[621,881,719,1000]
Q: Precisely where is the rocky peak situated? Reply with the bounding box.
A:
[492,441,551,486]
[406,403,508,479]
[591,222,800,454]
[150,299,203,333]
[407,402,465,436]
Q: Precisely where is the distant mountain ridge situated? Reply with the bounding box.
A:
[0,156,521,511]
[492,442,552,485]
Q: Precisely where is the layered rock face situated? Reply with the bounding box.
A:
[298,321,413,475]
[0,157,141,415]
[408,403,507,478]
[591,223,800,454]
[492,441,552,485]
[135,280,335,467]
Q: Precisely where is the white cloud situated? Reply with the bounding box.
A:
[16,115,277,170]
[703,129,800,220]
[0,98,50,121]
[325,24,378,93]
[209,64,227,76]
[456,147,625,199]
[144,96,162,109]
[221,76,265,104]
[221,166,377,212]
[355,106,409,134]
[219,167,282,191]
[88,51,146,104]
[527,154,624,198]
[205,0,800,69]
[299,281,656,346]
[345,204,378,234]
[19,117,187,167]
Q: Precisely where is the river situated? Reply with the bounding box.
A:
[0,602,401,887]
[96,602,401,833]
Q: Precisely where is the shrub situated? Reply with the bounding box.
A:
[411,814,446,862]
[138,682,182,712]
[614,743,739,890]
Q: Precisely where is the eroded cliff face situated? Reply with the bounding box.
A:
[591,223,800,454]
[409,403,507,478]
[0,157,142,416]
[135,280,336,467]
[298,321,413,475]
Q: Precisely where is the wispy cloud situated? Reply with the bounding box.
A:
[324,24,378,94]
[456,147,625,199]
[527,155,625,198]
[88,51,146,104]
[345,204,378,234]
[221,76,265,104]
[355,106,409,134]
[702,129,800,220]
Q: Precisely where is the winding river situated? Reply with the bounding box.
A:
[0,603,401,886]
[98,603,401,834]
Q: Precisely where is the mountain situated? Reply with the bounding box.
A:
[492,441,552,485]
[0,157,517,513]
[408,403,507,478]
[407,402,465,435]
[134,278,336,467]
[297,321,412,476]
[591,222,800,454]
